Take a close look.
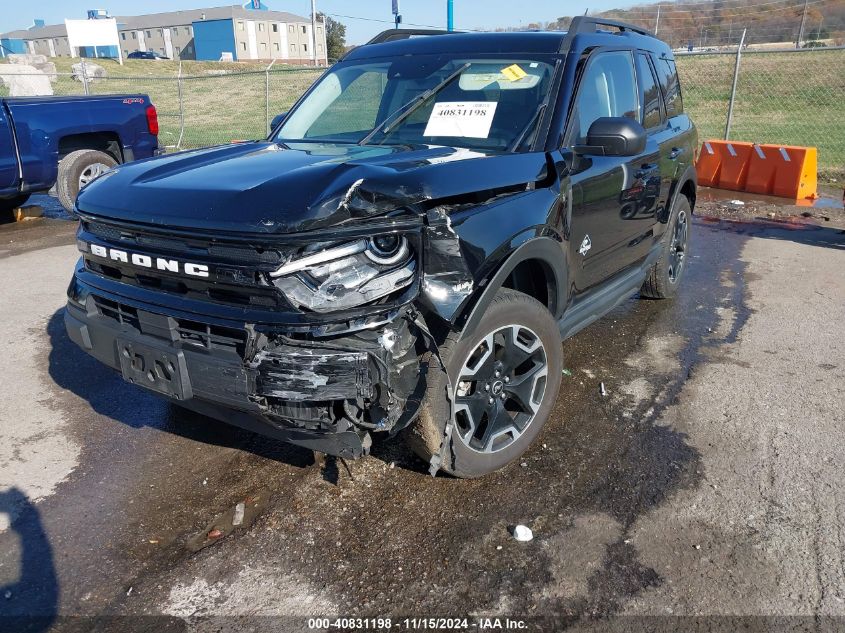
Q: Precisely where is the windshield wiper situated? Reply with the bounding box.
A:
[508,103,547,152]
[359,62,472,146]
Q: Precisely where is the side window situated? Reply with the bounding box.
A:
[637,53,662,129]
[654,57,683,117]
[570,51,639,145]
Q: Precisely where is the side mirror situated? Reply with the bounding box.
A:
[574,117,647,157]
[270,111,288,131]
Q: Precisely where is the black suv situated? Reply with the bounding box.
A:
[65,18,697,477]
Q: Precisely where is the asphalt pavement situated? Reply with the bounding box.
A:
[0,202,843,633]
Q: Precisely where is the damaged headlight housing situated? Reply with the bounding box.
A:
[269,234,416,312]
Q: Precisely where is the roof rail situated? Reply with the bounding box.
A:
[366,29,456,46]
[567,16,655,39]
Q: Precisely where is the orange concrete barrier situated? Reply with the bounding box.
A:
[745,144,817,200]
[694,140,754,191]
[695,140,818,201]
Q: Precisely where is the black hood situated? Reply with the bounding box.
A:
[76,141,550,235]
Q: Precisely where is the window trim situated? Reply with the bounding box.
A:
[652,53,684,119]
[562,46,640,149]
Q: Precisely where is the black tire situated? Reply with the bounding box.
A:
[0,193,31,213]
[641,194,692,299]
[406,288,563,478]
[57,149,117,213]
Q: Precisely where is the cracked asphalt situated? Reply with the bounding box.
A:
[0,194,843,632]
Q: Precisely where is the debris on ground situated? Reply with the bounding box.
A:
[186,488,271,553]
[511,525,533,542]
[600,382,608,397]
[13,206,44,222]
[562,368,573,377]
[232,502,245,527]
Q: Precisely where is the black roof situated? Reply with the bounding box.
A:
[344,17,670,62]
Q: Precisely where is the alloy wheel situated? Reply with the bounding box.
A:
[453,324,549,454]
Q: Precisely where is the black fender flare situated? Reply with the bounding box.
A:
[669,163,697,215]
[457,237,568,337]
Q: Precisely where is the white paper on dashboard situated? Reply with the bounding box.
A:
[423,102,498,138]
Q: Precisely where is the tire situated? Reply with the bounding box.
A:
[57,149,117,213]
[406,288,563,478]
[640,194,691,299]
[0,193,31,213]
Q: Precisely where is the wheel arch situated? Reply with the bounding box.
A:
[58,132,124,163]
[456,237,567,338]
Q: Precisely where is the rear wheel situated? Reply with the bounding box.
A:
[641,194,691,299]
[57,149,117,213]
[406,288,562,478]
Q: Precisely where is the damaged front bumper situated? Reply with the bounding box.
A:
[64,283,427,460]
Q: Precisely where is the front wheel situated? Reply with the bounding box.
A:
[57,149,118,214]
[406,288,563,478]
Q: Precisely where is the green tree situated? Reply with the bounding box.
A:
[318,13,347,63]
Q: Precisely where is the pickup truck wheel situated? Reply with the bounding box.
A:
[640,194,691,299]
[57,149,117,213]
[406,288,562,478]
[0,193,31,213]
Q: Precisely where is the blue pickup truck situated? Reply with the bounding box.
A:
[0,94,160,214]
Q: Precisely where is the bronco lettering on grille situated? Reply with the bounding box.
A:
[88,243,210,278]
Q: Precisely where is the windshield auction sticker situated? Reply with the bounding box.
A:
[424,102,498,138]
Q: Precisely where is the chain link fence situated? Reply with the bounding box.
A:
[1,48,843,180]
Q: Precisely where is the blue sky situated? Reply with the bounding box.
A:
[1,0,633,44]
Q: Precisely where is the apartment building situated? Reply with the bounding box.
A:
[0,5,328,64]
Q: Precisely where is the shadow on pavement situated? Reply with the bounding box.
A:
[0,488,58,633]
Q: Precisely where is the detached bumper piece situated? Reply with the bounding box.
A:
[64,287,420,459]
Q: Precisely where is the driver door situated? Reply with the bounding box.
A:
[565,50,661,293]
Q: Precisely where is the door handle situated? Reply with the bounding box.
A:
[635,163,656,178]
[669,147,682,160]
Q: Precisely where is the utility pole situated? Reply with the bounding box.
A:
[310,0,318,66]
[796,0,808,48]
[447,0,454,31]
[392,0,401,29]
[654,4,660,37]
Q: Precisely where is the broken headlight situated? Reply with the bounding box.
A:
[269,235,415,313]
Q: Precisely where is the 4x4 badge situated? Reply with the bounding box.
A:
[579,234,592,256]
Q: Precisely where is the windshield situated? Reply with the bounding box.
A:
[274,55,556,152]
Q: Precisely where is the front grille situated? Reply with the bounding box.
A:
[80,219,292,312]
[92,295,248,358]
[84,221,285,267]
[94,296,141,331]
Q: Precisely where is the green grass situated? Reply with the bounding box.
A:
[1,50,843,180]
[676,49,845,181]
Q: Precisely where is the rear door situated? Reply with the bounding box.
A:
[0,103,19,190]
[566,49,660,291]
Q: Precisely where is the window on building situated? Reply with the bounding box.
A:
[288,25,294,33]
[272,24,278,32]
[241,41,247,51]
[238,21,244,31]
[301,25,307,34]
[260,42,267,52]
[290,43,296,53]
[145,30,151,38]
[175,46,181,55]
[273,42,279,51]
[121,32,126,40]
[258,23,264,31]
[132,32,137,39]
[303,43,308,52]
[158,28,164,36]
